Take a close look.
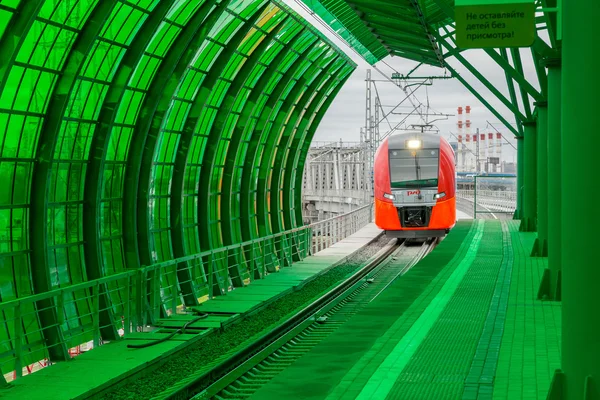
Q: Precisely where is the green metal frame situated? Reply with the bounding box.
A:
[0,0,355,376]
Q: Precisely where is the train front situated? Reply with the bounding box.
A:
[374,131,456,238]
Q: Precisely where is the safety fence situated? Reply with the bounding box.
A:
[0,204,373,381]
[456,175,517,218]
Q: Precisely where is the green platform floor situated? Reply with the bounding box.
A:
[0,225,382,400]
[249,220,561,400]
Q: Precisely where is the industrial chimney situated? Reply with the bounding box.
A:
[457,106,464,172]
[465,106,473,172]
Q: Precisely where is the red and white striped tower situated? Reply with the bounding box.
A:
[457,106,464,171]
[465,106,473,171]
[480,133,486,172]
[496,132,503,172]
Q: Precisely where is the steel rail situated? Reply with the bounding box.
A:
[155,237,435,400]
[148,238,399,400]
[203,238,437,400]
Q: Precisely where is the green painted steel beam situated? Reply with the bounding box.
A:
[123,0,220,269]
[221,28,306,279]
[0,0,44,97]
[545,57,561,300]
[196,3,271,289]
[293,71,354,228]
[259,56,341,267]
[269,56,345,250]
[240,40,323,271]
[530,47,549,99]
[532,103,548,256]
[510,48,533,119]
[85,0,177,336]
[561,2,600,398]
[29,0,119,361]
[437,35,527,123]
[444,63,520,137]
[515,136,524,219]
[283,65,352,234]
[121,1,223,320]
[137,0,229,306]
[541,0,560,48]
[203,15,288,286]
[520,121,537,232]
[485,48,542,102]
[168,0,234,299]
[500,48,524,137]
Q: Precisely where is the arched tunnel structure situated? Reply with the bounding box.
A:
[1,1,599,399]
[0,0,355,372]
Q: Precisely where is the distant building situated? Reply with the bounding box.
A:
[502,162,517,174]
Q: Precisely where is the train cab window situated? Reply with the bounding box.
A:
[389,148,439,188]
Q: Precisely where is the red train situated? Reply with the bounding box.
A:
[374,131,456,238]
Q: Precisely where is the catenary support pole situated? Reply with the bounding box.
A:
[532,103,548,256]
[520,121,537,232]
[561,1,600,398]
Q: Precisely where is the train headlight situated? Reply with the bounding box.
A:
[383,193,395,200]
[433,192,446,200]
[407,139,422,149]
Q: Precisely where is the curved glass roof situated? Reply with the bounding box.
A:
[0,0,355,373]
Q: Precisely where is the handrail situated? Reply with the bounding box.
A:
[0,204,373,312]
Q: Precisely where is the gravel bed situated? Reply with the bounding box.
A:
[103,234,387,400]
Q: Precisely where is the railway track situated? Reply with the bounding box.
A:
[154,237,436,400]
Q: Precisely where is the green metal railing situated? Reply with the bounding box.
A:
[0,204,373,381]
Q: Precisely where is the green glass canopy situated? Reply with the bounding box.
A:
[0,0,355,373]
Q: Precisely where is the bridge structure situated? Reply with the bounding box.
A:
[301,140,372,223]
[0,1,597,399]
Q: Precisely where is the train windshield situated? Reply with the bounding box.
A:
[389,148,439,188]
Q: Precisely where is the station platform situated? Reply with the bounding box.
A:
[248,220,561,400]
[0,224,382,400]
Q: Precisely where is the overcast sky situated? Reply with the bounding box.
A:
[283,1,544,163]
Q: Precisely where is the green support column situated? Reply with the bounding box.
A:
[515,136,524,219]
[520,121,537,232]
[538,57,562,300]
[561,1,600,398]
[532,103,548,256]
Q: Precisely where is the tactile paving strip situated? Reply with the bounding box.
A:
[382,220,503,400]
[492,221,561,400]
[462,220,513,400]
[324,221,481,400]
